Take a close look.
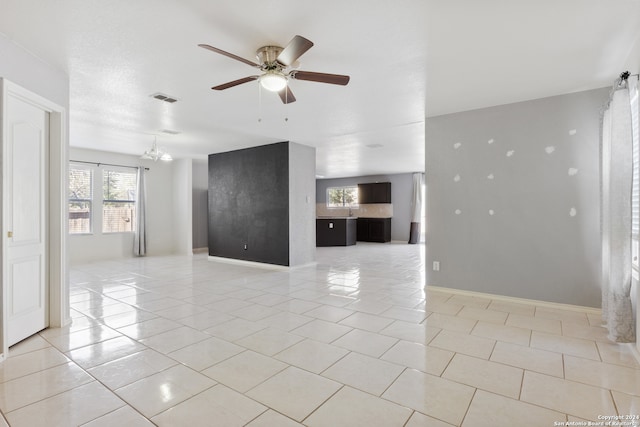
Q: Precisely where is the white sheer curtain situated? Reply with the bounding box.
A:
[408,172,424,244]
[601,77,636,342]
[134,166,147,256]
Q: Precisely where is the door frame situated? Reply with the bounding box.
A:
[0,79,68,360]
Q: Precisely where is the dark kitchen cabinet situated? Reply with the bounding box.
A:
[356,217,391,243]
[358,182,391,204]
[316,218,357,246]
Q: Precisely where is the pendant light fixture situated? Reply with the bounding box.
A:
[141,137,173,162]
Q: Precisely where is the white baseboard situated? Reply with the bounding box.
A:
[427,285,602,315]
[628,343,640,365]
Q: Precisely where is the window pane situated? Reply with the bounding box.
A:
[69,167,92,200]
[103,169,137,233]
[103,170,137,201]
[326,186,359,208]
[69,201,91,234]
[69,166,92,234]
[327,188,344,207]
[103,201,136,233]
[344,187,359,207]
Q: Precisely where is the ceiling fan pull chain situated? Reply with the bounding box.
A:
[257,82,262,123]
[284,83,289,123]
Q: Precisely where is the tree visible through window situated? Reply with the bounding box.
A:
[103,169,137,233]
[68,166,92,234]
[327,186,359,208]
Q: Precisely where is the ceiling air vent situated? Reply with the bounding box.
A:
[151,92,179,103]
[160,129,181,135]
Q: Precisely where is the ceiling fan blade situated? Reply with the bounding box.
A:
[198,44,261,68]
[278,86,297,104]
[277,35,314,66]
[290,71,350,86]
[211,76,259,90]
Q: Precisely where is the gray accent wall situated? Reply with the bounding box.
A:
[209,142,290,266]
[425,88,609,307]
[316,173,415,242]
[208,141,315,267]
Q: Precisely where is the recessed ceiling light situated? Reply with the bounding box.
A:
[160,129,181,135]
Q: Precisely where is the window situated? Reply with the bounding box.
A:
[68,166,93,234]
[103,169,137,233]
[327,186,359,208]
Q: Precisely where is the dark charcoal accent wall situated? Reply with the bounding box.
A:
[208,142,289,266]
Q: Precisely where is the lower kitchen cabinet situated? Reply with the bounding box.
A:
[316,218,357,246]
[356,217,391,243]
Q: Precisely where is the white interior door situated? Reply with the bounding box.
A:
[5,93,49,346]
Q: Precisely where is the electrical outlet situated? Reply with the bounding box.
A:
[433,261,440,271]
[243,244,248,250]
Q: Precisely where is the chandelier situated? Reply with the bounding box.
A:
[141,137,172,162]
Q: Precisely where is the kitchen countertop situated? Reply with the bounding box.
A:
[317,216,358,219]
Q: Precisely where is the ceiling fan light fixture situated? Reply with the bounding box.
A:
[260,72,287,92]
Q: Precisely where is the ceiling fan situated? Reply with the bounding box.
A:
[198,35,350,104]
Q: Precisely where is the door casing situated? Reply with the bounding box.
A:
[0,79,68,360]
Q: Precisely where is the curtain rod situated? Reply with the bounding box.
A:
[619,71,639,81]
[614,71,639,89]
[70,160,149,171]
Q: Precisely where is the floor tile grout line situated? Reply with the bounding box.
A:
[54,250,635,425]
[458,387,478,427]
[1,376,114,420]
[299,384,345,425]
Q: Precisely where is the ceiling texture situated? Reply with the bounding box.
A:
[1,0,640,178]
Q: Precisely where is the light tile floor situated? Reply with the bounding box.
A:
[0,243,639,426]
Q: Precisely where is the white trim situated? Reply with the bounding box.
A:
[628,343,640,366]
[0,79,68,361]
[208,256,316,271]
[427,285,602,315]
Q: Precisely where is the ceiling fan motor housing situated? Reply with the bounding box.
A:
[256,46,284,71]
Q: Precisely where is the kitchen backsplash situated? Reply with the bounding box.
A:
[316,203,393,218]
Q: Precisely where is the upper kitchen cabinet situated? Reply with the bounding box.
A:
[358,182,391,204]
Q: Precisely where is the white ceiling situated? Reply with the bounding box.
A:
[1,0,639,178]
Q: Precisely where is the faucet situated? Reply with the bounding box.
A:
[348,207,353,217]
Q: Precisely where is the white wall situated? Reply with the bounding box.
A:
[289,143,316,267]
[172,158,192,255]
[192,158,208,250]
[0,34,68,108]
[69,148,176,264]
[0,34,70,334]
[624,34,640,77]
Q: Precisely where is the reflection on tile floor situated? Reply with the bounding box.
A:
[0,242,639,426]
